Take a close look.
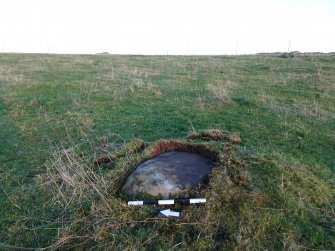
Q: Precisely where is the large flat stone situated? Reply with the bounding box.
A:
[122,151,213,197]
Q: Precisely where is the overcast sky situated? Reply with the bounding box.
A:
[1,0,334,54]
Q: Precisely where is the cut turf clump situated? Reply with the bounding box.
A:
[188,129,241,144]
[144,139,218,161]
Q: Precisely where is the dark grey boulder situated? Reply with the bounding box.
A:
[122,151,213,198]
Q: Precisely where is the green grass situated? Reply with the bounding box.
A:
[0,53,334,250]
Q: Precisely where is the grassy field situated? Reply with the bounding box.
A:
[0,53,334,250]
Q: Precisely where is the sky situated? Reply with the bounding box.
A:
[0,0,334,55]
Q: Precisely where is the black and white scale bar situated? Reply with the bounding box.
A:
[128,198,206,206]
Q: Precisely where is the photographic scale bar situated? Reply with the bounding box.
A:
[128,198,206,206]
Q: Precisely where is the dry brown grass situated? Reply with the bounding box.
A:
[118,65,160,79]
[46,146,109,209]
[0,65,27,85]
[258,90,275,105]
[29,98,39,106]
[94,138,145,165]
[126,79,162,97]
[42,144,138,249]
[293,99,330,120]
[206,79,236,104]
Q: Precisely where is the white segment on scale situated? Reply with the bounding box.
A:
[158,199,175,205]
[189,198,206,204]
[128,201,144,206]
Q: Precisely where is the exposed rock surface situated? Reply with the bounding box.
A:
[122,151,213,198]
